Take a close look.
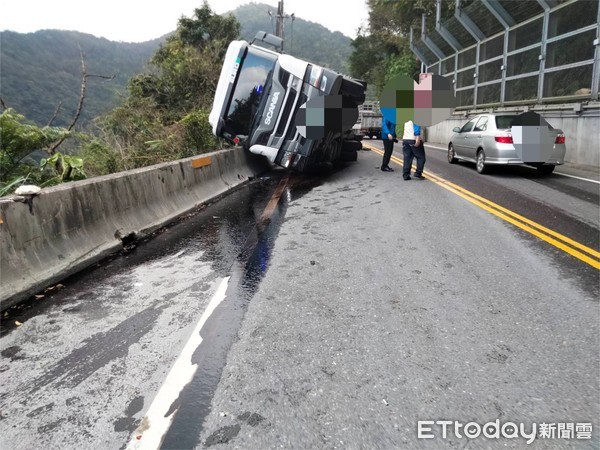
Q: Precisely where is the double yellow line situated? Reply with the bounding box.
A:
[366,143,600,269]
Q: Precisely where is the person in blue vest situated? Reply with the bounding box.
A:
[380,117,396,172]
[402,120,426,180]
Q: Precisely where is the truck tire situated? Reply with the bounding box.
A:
[340,150,358,162]
[342,139,362,153]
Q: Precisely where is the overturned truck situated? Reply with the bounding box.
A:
[209,32,366,173]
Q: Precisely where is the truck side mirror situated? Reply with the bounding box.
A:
[252,31,283,52]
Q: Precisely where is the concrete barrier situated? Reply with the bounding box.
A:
[0,148,270,311]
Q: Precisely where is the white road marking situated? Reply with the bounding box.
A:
[423,143,448,151]
[126,276,230,450]
[551,172,600,184]
[424,144,599,184]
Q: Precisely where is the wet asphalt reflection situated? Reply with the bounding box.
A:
[0,169,325,449]
[161,172,328,449]
[1,171,306,333]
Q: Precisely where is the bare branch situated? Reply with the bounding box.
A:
[46,46,115,155]
[0,97,7,111]
[47,102,63,127]
[66,46,88,133]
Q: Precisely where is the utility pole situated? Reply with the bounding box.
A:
[269,1,294,52]
[276,1,285,51]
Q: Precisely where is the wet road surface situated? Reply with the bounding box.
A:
[1,145,598,449]
[0,174,303,449]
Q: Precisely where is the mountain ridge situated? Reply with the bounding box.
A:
[0,4,353,127]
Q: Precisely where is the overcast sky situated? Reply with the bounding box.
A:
[0,0,370,42]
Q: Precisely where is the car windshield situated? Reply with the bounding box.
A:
[223,48,277,137]
[495,115,518,130]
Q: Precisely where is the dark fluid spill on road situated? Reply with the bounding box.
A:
[0,173,291,337]
[0,165,328,448]
[159,174,305,449]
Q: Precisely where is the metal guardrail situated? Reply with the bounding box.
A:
[411,0,600,107]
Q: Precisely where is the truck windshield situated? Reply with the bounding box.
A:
[223,49,277,137]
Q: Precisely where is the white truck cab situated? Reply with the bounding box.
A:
[209,32,366,173]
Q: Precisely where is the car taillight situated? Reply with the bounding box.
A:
[495,135,513,143]
[555,134,565,144]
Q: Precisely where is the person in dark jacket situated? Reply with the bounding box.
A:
[380,118,396,172]
[401,120,426,180]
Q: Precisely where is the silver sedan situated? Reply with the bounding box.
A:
[448,113,566,175]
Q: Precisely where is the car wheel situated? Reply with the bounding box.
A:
[448,144,458,164]
[476,150,488,174]
[537,165,555,176]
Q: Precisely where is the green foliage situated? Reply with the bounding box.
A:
[349,34,387,88]
[369,0,451,35]
[0,109,70,157]
[0,175,29,197]
[2,1,357,183]
[39,152,86,186]
[0,108,72,191]
[0,3,353,128]
[385,52,420,83]
[80,139,120,177]
[349,0,425,93]
[350,33,418,94]
[87,3,231,174]
[177,3,241,49]
[178,110,220,154]
[87,107,219,173]
[90,96,172,171]
[146,1,239,119]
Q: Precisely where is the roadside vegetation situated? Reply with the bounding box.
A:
[349,0,453,95]
[0,3,236,195]
[1,0,439,196]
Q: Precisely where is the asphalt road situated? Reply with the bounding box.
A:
[0,144,598,449]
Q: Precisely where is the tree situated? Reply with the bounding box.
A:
[369,0,447,35]
[0,108,71,191]
[349,0,446,93]
[349,34,386,85]
[89,1,239,173]
[146,1,240,117]
[0,48,115,193]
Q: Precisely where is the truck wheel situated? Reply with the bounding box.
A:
[342,139,362,153]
